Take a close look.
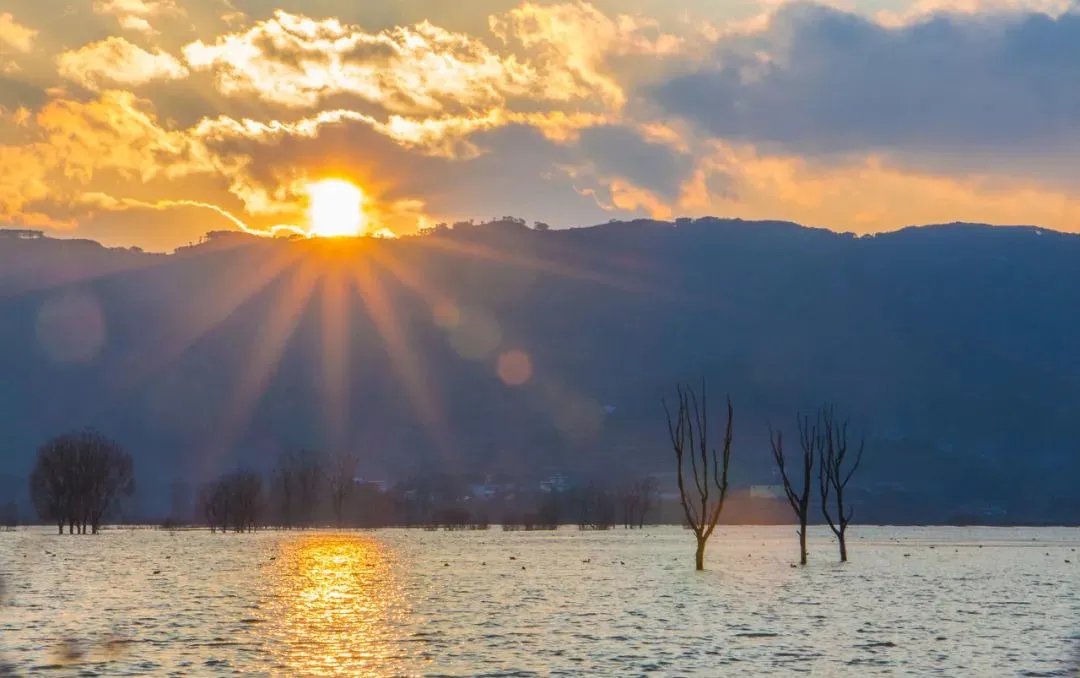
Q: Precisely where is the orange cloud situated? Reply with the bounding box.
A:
[0,12,36,71]
[678,142,1080,233]
[36,90,208,183]
[92,0,183,34]
[489,1,679,109]
[182,11,539,114]
[0,12,35,52]
[57,38,189,91]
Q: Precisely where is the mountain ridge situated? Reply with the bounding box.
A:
[2,217,1078,522]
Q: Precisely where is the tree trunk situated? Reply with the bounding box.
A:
[839,534,848,562]
[799,526,808,566]
[695,536,706,571]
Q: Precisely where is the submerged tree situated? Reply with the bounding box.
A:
[618,477,659,529]
[325,449,359,526]
[272,449,324,528]
[769,415,819,565]
[663,382,734,570]
[200,471,263,533]
[29,430,134,534]
[818,406,864,562]
[574,484,616,530]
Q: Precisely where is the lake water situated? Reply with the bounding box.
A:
[1,526,1078,676]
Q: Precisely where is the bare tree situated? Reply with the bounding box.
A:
[663,382,734,570]
[200,471,263,533]
[618,477,659,529]
[29,431,134,534]
[272,449,324,528]
[769,415,819,565]
[325,449,358,526]
[30,441,73,534]
[575,484,616,530]
[81,438,135,534]
[818,406,864,562]
[199,481,227,533]
[228,471,263,533]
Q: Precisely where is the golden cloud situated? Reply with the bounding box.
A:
[0,12,35,52]
[677,141,1080,233]
[489,1,688,109]
[36,90,209,183]
[0,11,36,71]
[92,0,183,34]
[0,143,65,228]
[57,37,189,91]
[182,11,539,114]
[8,0,1080,252]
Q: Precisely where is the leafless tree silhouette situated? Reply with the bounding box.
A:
[618,477,659,528]
[818,406,864,562]
[575,484,616,530]
[199,481,227,533]
[770,414,819,565]
[200,471,263,533]
[326,449,358,526]
[272,449,324,528]
[29,431,134,534]
[664,382,733,570]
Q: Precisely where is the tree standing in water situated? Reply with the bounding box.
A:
[818,406,864,562]
[29,430,134,534]
[769,414,819,565]
[326,449,359,526]
[663,382,734,570]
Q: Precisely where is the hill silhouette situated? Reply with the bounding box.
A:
[1,218,1078,523]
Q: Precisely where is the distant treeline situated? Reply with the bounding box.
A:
[11,428,823,533]
[190,452,664,533]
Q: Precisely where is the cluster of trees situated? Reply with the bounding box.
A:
[197,448,361,532]
[188,458,660,534]
[665,381,865,570]
[28,430,135,534]
[199,471,262,533]
[20,384,864,576]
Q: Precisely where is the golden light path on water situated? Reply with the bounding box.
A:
[1,527,1078,674]
[266,535,406,676]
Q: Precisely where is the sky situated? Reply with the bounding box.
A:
[2,0,1080,251]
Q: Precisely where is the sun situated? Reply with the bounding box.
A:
[307,179,366,238]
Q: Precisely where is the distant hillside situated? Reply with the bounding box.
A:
[1,218,1079,523]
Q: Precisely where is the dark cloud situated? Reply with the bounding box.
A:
[655,5,1080,157]
[0,74,47,110]
[577,125,693,198]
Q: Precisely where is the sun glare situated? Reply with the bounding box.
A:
[307,179,366,238]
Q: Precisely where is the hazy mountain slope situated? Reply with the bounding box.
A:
[1,219,1078,521]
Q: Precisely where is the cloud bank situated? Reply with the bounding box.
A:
[1,0,1079,250]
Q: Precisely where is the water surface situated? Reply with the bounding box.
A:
[1,526,1078,675]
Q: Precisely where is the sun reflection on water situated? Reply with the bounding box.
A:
[267,535,406,676]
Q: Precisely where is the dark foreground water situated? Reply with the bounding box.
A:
[1,526,1078,676]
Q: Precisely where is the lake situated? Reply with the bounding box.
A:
[1,526,1078,676]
